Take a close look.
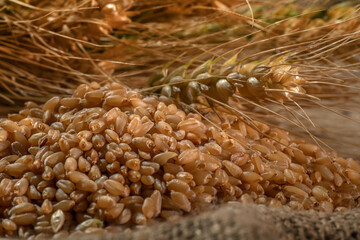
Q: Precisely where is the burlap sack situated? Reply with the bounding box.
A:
[78,203,360,240]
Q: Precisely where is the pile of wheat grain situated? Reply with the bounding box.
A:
[0,82,359,239]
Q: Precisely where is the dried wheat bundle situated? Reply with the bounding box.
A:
[145,0,360,155]
[0,0,246,110]
[0,0,137,108]
[1,0,357,107]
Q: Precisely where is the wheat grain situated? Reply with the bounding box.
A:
[0,82,359,238]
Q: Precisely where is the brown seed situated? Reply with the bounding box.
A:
[1,154,19,164]
[142,197,155,219]
[128,170,141,183]
[170,191,191,212]
[284,169,296,184]
[163,163,184,175]
[64,157,77,172]
[43,96,60,112]
[0,159,9,172]
[0,140,10,152]
[193,171,212,185]
[11,141,28,156]
[214,168,229,185]
[44,152,66,168]
[130,116,145,132]
[53,200,75,212]
[68,148,83,159]
[298,143,318,156]
[0,120,20,133]
[223,160,243,178]
[76,179,98,192]
[95,176,108,190]
[60,97,81,109]
[163,173,175,182]
[8,203,36,216]
[89,119,106,134]
[14,178,29,196]
[105,151,116,164]
[284,186,309,198]
[347,158,360,172]
[319,201,333,213]
[252,143,270,155]
[132,212,147,225]
[117,208,131,224]
[315,165,334,181]
[104,179,128,196]
[177,149,199,165]
[0,178,14,196]
[157,121,173,135]
[5,162,28,178]
[0,129,9,142]
[178,118,205,134]
[167,179,190,193]
[172,130,186,141]
[293,149,310,164]
[97,196,116,209]
[75,219,103,232]
[92,134,106,150]
[104,95,126,107]
[41,199,53,215]
[70,190,88,203]
[78,157,91,172]
[132,137,154,152]
[10,213,37,225]
[345,169,360,185]
[139,165,156,176]
[79,139,93,152]
[67,171,89,183]
[125,159,141,171]
[42,187,57,200]
[204,142,222,155]
[153,152,178,166]
[241,172,263,183]
[16,155,34,165]
[53,162,66,180]
[2,219,17,231]
[13,197,29,206]
[29,175,42,186]
[42,166,55,181]
[334,173,343,187]
[141,175,155,185]
[89,165,101,181]
[129,182,141,195]
[51,209,65,233]
[37,180,52,192]
[150,190,162,217]
[28,185,41,200]
[312,186,330,202]
[175,172,193,183]
[56,180,75,194]
[47,129,61,144]
[230,152,249,166]
[140,162,158,173]
[107,203,125,219]
[103,107,120,123]
[104,129,120,143]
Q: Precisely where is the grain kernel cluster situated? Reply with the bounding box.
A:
[0,82,359,238]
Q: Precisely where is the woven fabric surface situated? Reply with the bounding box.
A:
[77,203,360,240]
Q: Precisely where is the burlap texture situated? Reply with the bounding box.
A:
[78,203,360,240]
